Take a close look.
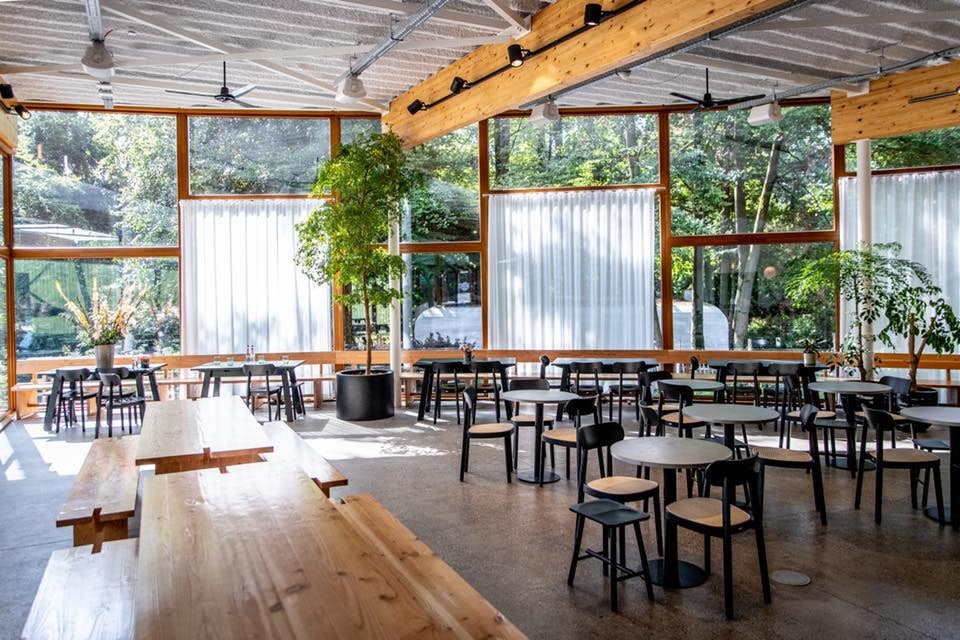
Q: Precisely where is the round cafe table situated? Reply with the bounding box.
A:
[500,389,579,486]
[662,379,725,392]
[900,406,960,530]
[808,380,891,471]
[682,404,779,451]
[611,437,731,588]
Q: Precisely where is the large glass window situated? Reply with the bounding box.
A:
[14,258,180,358]
[0,261,8,413]
[13,111,177,247]
[403,253,481,349]
[844,125,960,172]
[671,242,835,350]
[188,117,330,195]
[405,126,479,242]
[489,114,659,189]
[340,117,381,147]
[670,105,833,236]
[1,154,6,245]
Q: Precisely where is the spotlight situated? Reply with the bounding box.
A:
[583,3,604,26]
[507,44,530,67]
[0,84,13,100]
[336,74,367,103]
[450,76,470,94]
[407,99,426,115]
[14,104,31,120]
[529,98,560,125]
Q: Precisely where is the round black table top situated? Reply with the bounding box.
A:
[501,389,580,404]
[413,357,516,368]
[900,406,960,427]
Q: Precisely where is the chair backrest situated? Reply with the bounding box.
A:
[98,367,131,398]
[878,375,911,411]
[565,396,599,426]
[569,361,603,374]
[728,361,759,375]
[509,378,549,392]
[462,386,477,428]
[433,361,465,374]
[689,356,700,379]
[242,363,277,376]
[613,360,645,374]
[766,363,800,377]
[862,407,895,435]
[797,403,823,457]
[703,456,763,522]
[469,360,500,373]
[638,405,661,436]
[658,380,694,408]
[59,368,91,383]
[640,370,672,404]
[575,421,625,502]
[538,355,550,379]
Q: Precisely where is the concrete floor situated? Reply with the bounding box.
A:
[1,402,959,639]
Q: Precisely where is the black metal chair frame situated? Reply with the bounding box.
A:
[54,368,98,434]
[242,363,283,421]
[460,387,513,483]
[96,368,146,439]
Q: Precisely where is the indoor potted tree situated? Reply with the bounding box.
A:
[786,243,924,381]
[295,132,418,421]
[56,279,144,369]
[878,267,960,395]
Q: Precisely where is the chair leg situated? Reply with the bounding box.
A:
[845,427,857,478]
[652,492,663,556]
[459,437,469,482]
[874,462,884,524]
[565,447,571,480]
[812,463,827,526]
[601,527,609,577]
[932,466,945,524]
[722,531,735,619]
[854,453,867,510]
[513,429,520,470]
[922,467,931,508]
[633,521,655,601]
[703,534,711,575]
[909,468,919,509]
[609,525,619,612]
[755,525,772,605]
[567,514,585,586]
[503,435,512,484]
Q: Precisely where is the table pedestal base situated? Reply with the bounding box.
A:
[647,559,708,589]
[830,458,875,472]
[516,469,561,484]
[924,506,951,524]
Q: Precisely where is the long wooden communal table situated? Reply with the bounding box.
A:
[135,461,525,639]
[135,397,273,474]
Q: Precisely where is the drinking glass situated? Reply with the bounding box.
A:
[281,355,289,365]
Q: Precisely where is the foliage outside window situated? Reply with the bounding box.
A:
[1,154,6,244]
[340,118,381,147]
[670,105,833,236]
[844,126,960,172]
[404,126,479,242]
[0,262,7,412]
[189,117,330,195]
[403,253,481,349]
[14,111,177,247]
[671,243,835,350]
[489,114,659,189]
[15,258,180,358]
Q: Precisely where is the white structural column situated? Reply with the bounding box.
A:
[856,138,874,379]
[389,216,402,407]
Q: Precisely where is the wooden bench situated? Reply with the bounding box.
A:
[259,421,348,496]
[337,493,525,639]
[57,436,140,551]
[22,538,138,640]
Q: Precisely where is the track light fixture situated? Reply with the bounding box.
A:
[507,44,530,67]
[336,73,367,103]
[450,76,470,94]
[15,104,31,119]
[0,84,13,100]
[583,3,605,26]
[0,83,30,119]
[407,99,426,115]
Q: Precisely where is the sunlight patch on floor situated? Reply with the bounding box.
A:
[22,423,91,477]
[303,435,445,460]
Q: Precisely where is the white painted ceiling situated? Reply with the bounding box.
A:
[1,0,959,113]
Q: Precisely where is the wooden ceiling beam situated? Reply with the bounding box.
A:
[832,59,960,144]
[383,0,799,146]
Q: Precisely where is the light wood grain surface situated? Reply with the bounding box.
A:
[259,421,348,496]
[135,397,272,473]
[22,538,138,640]
[135,462,525,639]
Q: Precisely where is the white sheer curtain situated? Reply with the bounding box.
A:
[181,199,332,354]
[488,189,656,349]
[840,170,960,356]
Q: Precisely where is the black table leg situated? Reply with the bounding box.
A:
[926,428,958,529]
[500,368,513,421]
[280,370,295,422]
[418,369,433,421]
[517,402,561,485]
[147,372,161,401]
[647,467,709,589]
[200,371,212,398]
[43,374,63,431]
[833,393,873,472]
[213,375,221,397]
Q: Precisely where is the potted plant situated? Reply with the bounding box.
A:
[878,265,960,393]
[56,278,144,370]
[787,243,924,381]
[460,342,475,364]
[295,132,419,421]
[799,339,821,367]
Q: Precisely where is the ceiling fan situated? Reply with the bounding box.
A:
[670,68,765,110]
[165,62,260,108]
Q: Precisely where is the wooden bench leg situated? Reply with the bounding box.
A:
[72,519,129,553]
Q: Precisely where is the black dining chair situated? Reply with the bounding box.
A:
[460,387,514,483]
[726,361,761,407]
[542,396,600,481]
[778,374,835,449]
[96,367,147,439]
[470,361,505,422]
[432,361,467,424]
[657,381,707,439]
[640,370,674,408]
[762,363,800,412]
[608,361,647,424]
[242,363,283,421]
[569,361,605,400]
[666,456,771,619]
[54,368,98,434]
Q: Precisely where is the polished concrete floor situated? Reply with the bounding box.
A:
[1,401,958,640]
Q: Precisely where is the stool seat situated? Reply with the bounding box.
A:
[570,498,650,527]
[511,413,554,426]
[752,446,813,464]
[468,422,515,437]
[541,428,577,445]
[875,448,939,464]
[587,476,658,498]
[661,412,706,427]
[667,497,751,529]
[914,438,949,451]
[786,409,835,420]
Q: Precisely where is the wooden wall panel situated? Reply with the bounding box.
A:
[384,0,794,146]
[0,112,17,151]
[832,59,960,144]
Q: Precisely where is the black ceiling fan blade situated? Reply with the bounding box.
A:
[232,84,257,98]
[232,99,261,109]
[715,94,766,106]
[908,89,958,104]
[165,89,215,97]
[670,92,704,104]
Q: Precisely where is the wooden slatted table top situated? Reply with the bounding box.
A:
[135,462,525,639]
[135,397,273,467]
[57,435,140,527]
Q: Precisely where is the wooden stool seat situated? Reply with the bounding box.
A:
[511,413,554,426]
[469,422,515,437]
[752,446,813,465]
[586,476,658,498]
[541,428,577,445]
[660,412,706,427]
[877,448,939,465]
[666,497,752,529]
[786,409,835,420]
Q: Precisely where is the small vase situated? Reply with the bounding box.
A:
[803,352,817,367]
[95,344,116,370]
[463,353,472,365]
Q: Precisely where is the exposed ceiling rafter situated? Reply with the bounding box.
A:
[477,0,530,34]
[318,0,508,31]
[98,0,386,111]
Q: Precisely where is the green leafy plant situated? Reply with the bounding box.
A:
[55,278,144,347]
[878,270,960,390]
[786,243,926,381]
[295,132,420,374]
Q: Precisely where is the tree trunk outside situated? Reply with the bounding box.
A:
[691,245,705,349]
[362,275,373,375]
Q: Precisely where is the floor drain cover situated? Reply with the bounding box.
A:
[771,570,811,586]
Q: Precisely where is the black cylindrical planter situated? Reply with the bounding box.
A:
[336,369,395,421]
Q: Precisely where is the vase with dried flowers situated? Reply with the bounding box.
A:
[56,279,145,370]
[460,342,475,364]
